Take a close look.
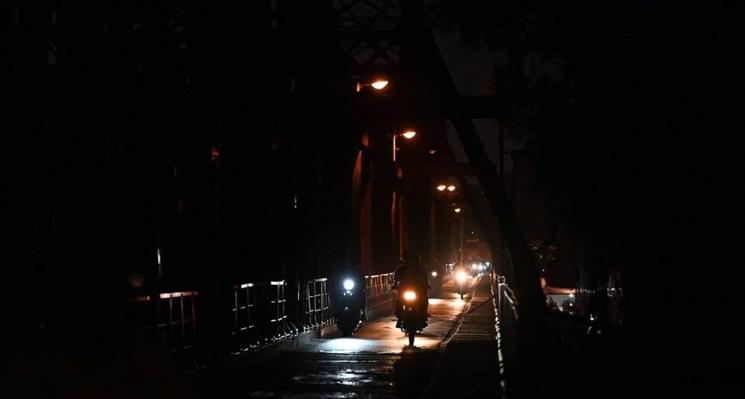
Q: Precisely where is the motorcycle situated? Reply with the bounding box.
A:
[429,268,443,295]
[398,285,427,346]
[336,277,364,336]
[454,269,468,299]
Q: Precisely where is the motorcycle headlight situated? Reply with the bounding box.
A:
[455,271,467,283]
[343,279,355,290]
[403,290,417,301]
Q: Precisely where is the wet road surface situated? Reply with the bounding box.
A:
[196,278,479,398]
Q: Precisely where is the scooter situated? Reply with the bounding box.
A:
[336,278,364,336]
[454,269,468,299]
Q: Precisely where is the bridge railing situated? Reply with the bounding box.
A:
[267,280,292,343]
[365,273,395,309]
[231,283,258,354]
[129,271,398,367]
[304,277,332,328]
[131,291,199,366]
[497,275,519,322]
[490,271,519,395]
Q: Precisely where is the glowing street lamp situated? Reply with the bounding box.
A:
[356,79,389,92]
[370,79,389,90]
[392,130,416,162]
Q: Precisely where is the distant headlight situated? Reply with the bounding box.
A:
[431,271,438,277]
[343,279,355,290]
[455,270,467,283]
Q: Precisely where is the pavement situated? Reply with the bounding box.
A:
[420,276,503,398]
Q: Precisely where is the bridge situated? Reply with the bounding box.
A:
[15,1,744,398]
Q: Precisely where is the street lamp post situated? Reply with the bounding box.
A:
[391,129,416,261]
[392,130,416,162]
[456,210,464,267]
[433,184,462,267]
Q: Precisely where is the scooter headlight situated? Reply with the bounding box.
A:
[343,279,355,290]
[455,270,467,283]
[403,290,417,301]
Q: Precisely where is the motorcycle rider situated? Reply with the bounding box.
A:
[393,250,430,328]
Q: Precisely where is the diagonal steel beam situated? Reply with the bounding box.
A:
[399,0,547,326]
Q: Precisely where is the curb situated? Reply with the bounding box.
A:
[274,323,333,349]
[319,323,340,337]
[274,297,395,349]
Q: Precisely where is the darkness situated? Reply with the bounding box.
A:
[9,1,745,398]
